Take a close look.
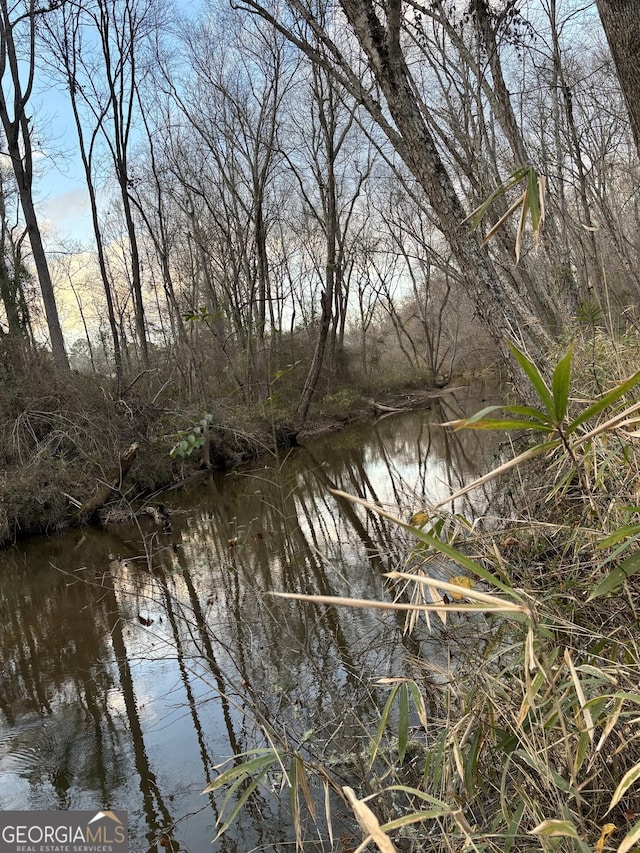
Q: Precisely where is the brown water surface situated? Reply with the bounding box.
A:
[0,388,502,851]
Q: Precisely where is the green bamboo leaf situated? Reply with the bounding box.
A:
[464,405,505,423]
[398,683,409,763]
[203,751,279,792]
[588,552,640,601]
[466,167,530,230]
[370,684,400,768]
[527,166,540,229]
[504,800,526,853]
[567,370,640,433]
[515,190,528,264]
[608,760,640,813]
[408,524,517,596]
[458,417,554,433]
[551,348,572,423]
[214,775,264,839]
[502,404,551,422]
[508,342,555,418]
[598,524,640,550]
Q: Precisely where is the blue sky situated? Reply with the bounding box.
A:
[32,79,94,251]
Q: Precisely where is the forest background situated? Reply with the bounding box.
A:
[0,0,639,543]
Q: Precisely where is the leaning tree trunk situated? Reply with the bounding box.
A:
[338,0,552,373]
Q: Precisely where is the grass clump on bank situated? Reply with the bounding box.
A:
[206,330,640,852]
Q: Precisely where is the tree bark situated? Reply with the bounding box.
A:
[596,0,640,160]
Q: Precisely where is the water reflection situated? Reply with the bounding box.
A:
[0,387,501,850]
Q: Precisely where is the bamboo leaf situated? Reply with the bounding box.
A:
[329,488,522,598]
[370,684,400,768]
[453,417,554,433]
[598,524,640,550]
[568,370,640,433]
[588,552,640,601]
[465,167,529,228]
[527,166,540,228]
[482,191,526,247]
[381,809,450,832]
[508,341,555,418]
[407,681,428,730]
[617,818,640,853]
[343,786,399,853]
[398,683,409,764]
[552,348,573,423]
[214,775,264,840]
[530,819,579,839]
[515,190,528,264]
[386,785,451,813]
[295,753,316,819]
[203,751,279,792]
[463,404,506,423]
[502,404,551,422]
[608,761,640,813]
[504,800,526,853]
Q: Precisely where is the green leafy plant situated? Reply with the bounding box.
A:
[169,413,213,460]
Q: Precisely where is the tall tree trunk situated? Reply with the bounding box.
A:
[338,0,551,366]
[0,0,68,369]
[596,0,640,160]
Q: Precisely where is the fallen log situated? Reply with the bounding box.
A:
[72,442,139,523]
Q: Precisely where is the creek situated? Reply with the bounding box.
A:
[0,385,503,852]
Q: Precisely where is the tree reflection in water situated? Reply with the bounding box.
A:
[0,387,501,850]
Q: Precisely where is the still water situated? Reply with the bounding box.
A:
[0,388,502,851]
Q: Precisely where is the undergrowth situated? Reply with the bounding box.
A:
[205,329,640,853]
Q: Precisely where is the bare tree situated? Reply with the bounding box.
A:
[0,0,68,368]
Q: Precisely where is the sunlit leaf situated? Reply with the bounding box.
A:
[448,575,475,600]
[596,823,617,853]
[617,818,640,853]
[608,761,640,813]
[530,819,580,839]
[343,786,398,853]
